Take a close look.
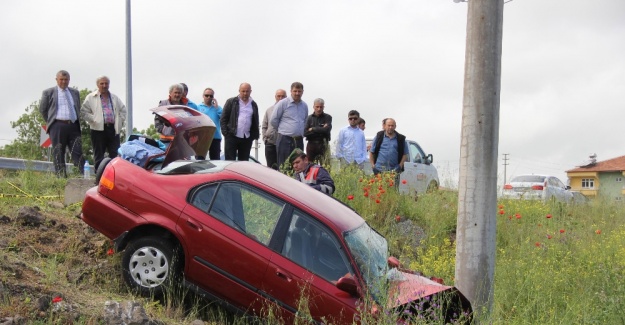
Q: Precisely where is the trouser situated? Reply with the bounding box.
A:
[276,134,304,170]
[265,143,278,170]
[224,135,253,161]
[306,139,328,165]
[49,120,85,178]
[91,124,120,171]
[208,138,222,160]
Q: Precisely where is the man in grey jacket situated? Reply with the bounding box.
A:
[261,89,286,169]
[81,76,127,170]
[39,70,85,177]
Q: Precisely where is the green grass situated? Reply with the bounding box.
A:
[0,168,624,324]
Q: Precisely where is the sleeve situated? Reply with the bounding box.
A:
[304,115,313,137]
[118,97,128,129]
[314,167,335,195]
[80,94,95,123]
[262,109,269,138]
[336,129,344,158]
[220,99,232,136]
[270,102,282,130]
[39,89,50,120]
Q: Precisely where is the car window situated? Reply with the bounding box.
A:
[512,175,545,183]
[191,182,284,245]
[408,142,424,163]
[281,212,351,282]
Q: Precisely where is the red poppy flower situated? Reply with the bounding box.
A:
[515,214,521,219]
[395,215,401,222]
[359,178,363,182]
[363,192,369,197]
[595,229,602,235]
[107,248,114,256]
[498,205,504,209]
[402,180,407,184]
[546,214,552,219]
[508,216,512,220]
[378,186,383,191]
[347,195,354,200]
[52,296,63,303]
[559,229,565,234]
[388,181,394,187]
[499,210,505,215]
[546,234,552,239]
[535,242,541,247]
[380,189,386,194]
[375,199,381,204]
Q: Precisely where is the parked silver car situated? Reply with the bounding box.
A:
[502,175,573,203]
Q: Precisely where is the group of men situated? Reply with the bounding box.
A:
[39,70,409,198]
[40,70,127,178]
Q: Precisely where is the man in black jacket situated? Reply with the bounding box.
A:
[369,118,408,175]
[220,83,259,161]
[304,98,332,165]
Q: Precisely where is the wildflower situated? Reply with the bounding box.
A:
[538,223,542,227]
[546,214,552,219]
[107,248,114,256]
[515,214,521,219]
[388,181,394,187]
[508,216,512,220]
[402,180,407,184]
[499,210,505,215]
[395,215,401,222]
[363,192,369,198]
[595,229,602,235]
[52,296,63,303]
[378,186,383,191]
[375,199,381,204]
[535,242,541,247]
[380,189,386,194]
[560,229,565,234]
[347,195,354,200]
[359,178,363,182]
[546,234,552,239]
[498,204,504,209]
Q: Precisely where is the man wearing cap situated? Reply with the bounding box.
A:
[270,82,308,169]
[39,70,86,177]
[289,149,335,195]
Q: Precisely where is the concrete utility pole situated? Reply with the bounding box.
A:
[125,0,133,136]
[455,0,504,317]
[502,153,509,187]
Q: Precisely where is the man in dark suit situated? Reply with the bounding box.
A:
[39,70,85,177]
[220,83,259,161]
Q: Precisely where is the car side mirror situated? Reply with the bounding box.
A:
[566,186,571,190]
[336,276,360,298]
[426,154,433,165]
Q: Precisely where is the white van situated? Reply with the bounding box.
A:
[365,138,439,195]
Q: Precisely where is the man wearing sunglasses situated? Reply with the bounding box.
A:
[197,87,222,160]
[336,110,367,169]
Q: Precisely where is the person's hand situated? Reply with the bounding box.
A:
[212,98,219,107]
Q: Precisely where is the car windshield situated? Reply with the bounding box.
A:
[512,175,545,183]
[344,223,388,299]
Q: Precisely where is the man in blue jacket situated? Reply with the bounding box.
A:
[289,149,335,195]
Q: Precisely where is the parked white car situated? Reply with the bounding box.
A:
[502,175,573,203]
[364,138,439,196]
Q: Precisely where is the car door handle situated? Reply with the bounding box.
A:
[186,218,203,232]
[275,268,293,282]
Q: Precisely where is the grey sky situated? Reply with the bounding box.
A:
[1,0,623,186]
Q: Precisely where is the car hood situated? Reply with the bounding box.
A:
[386,269,471,310]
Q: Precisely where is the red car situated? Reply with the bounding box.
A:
[82,107,471,324]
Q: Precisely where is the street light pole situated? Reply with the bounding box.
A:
[125,0,133,137]
[455,0,504,317]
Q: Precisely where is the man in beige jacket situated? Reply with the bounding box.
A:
[81,76,127,170]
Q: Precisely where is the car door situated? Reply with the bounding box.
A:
[178,181,286,313]
[262,211,359,324]
[399,141,429,195]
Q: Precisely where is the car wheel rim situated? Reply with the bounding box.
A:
[128,246,169,288]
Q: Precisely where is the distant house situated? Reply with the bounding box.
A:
[566,155,625,201]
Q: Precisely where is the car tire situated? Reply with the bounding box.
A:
[427,181,439,193]
[121,236,182,297]
[95,157,112,184]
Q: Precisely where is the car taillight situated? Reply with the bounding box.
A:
[99,164,115,192]
[531,185,544,190]
[503,184,513,190]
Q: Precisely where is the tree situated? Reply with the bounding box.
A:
[0,88,94,162]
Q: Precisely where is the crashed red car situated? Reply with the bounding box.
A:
[81,106,471,324]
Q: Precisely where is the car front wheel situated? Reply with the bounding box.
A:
[121,236,181,297]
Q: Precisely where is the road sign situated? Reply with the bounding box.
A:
[40,125,51,148]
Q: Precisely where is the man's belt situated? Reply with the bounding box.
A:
[281,134,303,140]
[55,119,74,124]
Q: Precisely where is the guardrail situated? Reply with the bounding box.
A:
[0,157,91,176]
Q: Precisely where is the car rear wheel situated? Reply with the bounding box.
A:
[95,157,112,184]
[121,236,181,297]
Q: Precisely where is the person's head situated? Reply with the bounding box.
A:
[381,118,388,128]
[358,118,366,131]
[313,98,325,116]
[290,82,304,102]
[169,84,184,103]
[203,87,215,106]
[180,83,189,97]
[239,83,252,101]
[383,118,397,137]
[289,148,309,173]
[348,110,360,127]
[55,70,70,89]
[275,89,287,103]
[96,76,110,94]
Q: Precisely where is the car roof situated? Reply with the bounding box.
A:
[224,161,365,232]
